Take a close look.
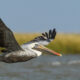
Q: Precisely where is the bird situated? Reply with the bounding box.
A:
[0,18,62,63]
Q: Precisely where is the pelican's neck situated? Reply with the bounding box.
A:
[24,48,42,57]
[21,43,42,57]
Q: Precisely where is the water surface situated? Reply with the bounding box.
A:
[0,55,80,80]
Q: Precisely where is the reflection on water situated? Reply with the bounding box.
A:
[0,55,80,80]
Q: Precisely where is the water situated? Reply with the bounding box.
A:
[0,55,80,80]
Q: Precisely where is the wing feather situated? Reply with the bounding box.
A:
[0,18,23,52]
[22,28,56,47]
[33,28,56,42]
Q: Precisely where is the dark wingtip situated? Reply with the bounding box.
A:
[0,18,2,21]
[45,32,49,38]
[53,28,56,32]
[49,29,52,38]
[52,28,56,38]
[49,29,52,33]
[0,18,4,24]
[41,28,56,40]
[42,33,45,36]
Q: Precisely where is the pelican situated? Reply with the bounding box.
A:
[0,18,62,63]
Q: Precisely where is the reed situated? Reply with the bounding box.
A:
[14,33,80,54]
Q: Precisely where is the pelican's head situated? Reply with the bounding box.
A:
[33,43,62,56]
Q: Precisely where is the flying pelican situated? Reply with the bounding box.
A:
[0,19,62,63]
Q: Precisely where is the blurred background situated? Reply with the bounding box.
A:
[0,0,80,80]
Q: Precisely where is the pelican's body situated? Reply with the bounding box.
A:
[1,45,42,63]
[1,49,40,63]
[0,19,62,63]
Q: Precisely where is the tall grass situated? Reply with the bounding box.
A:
[14,33,80,54]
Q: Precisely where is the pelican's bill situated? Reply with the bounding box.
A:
[35,45,62,56]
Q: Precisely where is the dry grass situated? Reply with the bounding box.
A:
[47,34,80,54]
[13,33,80,54]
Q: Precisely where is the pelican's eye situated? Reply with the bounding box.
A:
[34,44,39,48]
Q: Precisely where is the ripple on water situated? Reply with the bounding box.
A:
[68,60,80,65]
[51,61,61,66]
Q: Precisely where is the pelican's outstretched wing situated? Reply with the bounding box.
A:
[0,19,23,52]
[32,28,56,45]
[33,29,56,42]
[22,28,56,48]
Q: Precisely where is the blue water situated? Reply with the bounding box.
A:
[0,55,80,80]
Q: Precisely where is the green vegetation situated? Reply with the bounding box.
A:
[14,33,80,54]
